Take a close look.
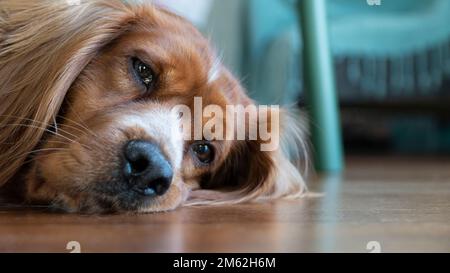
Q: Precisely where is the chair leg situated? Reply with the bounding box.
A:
[298,0,344,173]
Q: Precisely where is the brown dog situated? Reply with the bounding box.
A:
[0,0,307,213]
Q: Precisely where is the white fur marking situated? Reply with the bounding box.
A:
[118,108,183,169]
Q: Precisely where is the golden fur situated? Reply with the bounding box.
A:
[0,0,307,213]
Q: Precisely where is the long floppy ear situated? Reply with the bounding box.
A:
[0,0,138,187]
[186,107,309,205]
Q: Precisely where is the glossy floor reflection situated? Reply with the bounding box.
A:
[1,156,450,252]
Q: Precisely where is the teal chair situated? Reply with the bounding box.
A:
[239,0,450,171]
[298,0,344,173]
[242,0,344,173]
[207,0,344,173]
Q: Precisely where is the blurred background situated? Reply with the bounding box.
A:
[155,0,450,157]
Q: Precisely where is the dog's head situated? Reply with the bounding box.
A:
[0,0,307,213]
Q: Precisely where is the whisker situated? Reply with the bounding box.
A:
[58,100,99,137]
[57,114,97,137]
[53,115,58,134]
[18,151,76,166]
[0,115,86,140]
[38,140,89,149]
[0,123,90,150]
[11,148,70,162]
[0,115,89,141]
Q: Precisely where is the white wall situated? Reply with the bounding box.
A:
[152,0,214,27]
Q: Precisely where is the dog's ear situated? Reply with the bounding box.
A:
[0,0,138,186]
[187,106,309,205]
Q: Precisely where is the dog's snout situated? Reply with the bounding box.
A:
[123,140,173,196]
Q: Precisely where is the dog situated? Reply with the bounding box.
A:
[0,0,307,213]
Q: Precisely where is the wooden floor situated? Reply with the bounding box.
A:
[1,156,450,253]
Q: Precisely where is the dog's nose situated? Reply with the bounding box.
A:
[123,140,173,196]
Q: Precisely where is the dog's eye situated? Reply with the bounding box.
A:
[191,142,215,164]
[132,58,155,89]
